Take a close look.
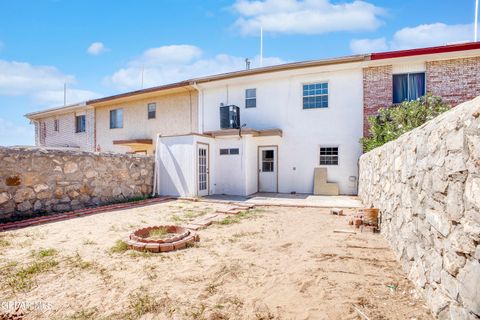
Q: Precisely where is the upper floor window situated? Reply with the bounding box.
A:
[245,88,256,108]
[320,146,338,165]
[148,103,156,119]
[54,119,59,132]
[110,109,123,129]
[393,72,425,104]
[75,115,86,133]
[303,82,328,109]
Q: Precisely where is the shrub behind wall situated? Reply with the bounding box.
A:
[361,94,450,152]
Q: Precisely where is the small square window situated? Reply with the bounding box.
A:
[220,148,229,155]
[229,148,239,155]
[75,115,86,133]
[148,103,156,119]
[245,88,256,108]
[320,147,338,165]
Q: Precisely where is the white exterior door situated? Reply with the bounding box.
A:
[197,144,209,196]
[258,146,278,193]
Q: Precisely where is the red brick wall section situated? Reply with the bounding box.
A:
[426,56,480,107]
[362,65,392,136]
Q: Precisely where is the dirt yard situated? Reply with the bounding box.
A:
[0,200,432,320]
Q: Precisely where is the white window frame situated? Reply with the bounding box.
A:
[219,148,240,155]
[75,115,86,133]
[110,108,124,129]
[392,72,426,104]
[245,88,256,108]
[302,81,329,109]
[147,103,156,119]
[319,145,339,166]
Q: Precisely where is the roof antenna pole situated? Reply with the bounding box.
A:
[260,26,264,67]
[64,82,67,107]
[475,0,479,41]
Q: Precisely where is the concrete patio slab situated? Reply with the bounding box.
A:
[203,193,363,208]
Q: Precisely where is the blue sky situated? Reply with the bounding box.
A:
[0,0,477,146]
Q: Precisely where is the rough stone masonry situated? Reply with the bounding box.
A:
[359,96,480,319]
[0,147,154,219]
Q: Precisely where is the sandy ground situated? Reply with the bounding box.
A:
[0,200,433,320]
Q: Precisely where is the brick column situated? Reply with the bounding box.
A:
[363,65,392,136]
[426,56,480,107]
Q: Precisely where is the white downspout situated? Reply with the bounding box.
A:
[152,133,160,197]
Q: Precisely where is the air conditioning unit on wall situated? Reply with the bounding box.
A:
[220,105,240,129]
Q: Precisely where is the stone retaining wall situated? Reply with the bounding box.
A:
[358,97,480,319]
[0,147,154,220]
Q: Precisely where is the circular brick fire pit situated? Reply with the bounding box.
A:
[127,225,199,253]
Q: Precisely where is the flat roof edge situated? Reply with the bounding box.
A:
[25,102,87,120]
[193,54,370,84]
[371,42,480,60]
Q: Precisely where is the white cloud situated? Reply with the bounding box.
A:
[350,23,476,54]
[87,42,107,55]
[389,23,474,50]
[105,44,285,90]
[232,0,385,35]
[350,37,387,54]
[140,45,202,65]
[0,117,33,146]
[0,59,99,106]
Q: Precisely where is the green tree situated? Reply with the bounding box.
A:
[361,94,450,152]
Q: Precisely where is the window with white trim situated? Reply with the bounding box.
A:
[393,72,425,103]
[219,148,239,155]
[110,109,123,129]
[147,103,156,119]
[245,88,256,108]
[319,147,338,165]
[75,115,86,133]
[303,82,328,109]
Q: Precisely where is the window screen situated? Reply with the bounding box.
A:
[320,147,338,165]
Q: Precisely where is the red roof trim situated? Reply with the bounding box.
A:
[371,42,480,60]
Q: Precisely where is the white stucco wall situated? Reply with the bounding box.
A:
[197,63,364,195]
[157,134,215,197]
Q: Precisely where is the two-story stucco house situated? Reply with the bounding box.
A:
[26,42,480,197]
